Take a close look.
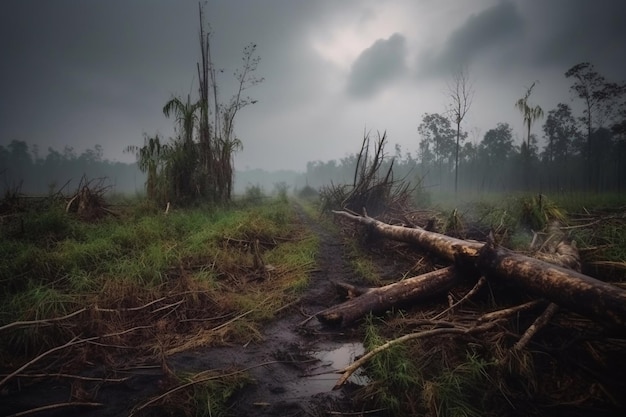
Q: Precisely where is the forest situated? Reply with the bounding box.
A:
[302,63,626,196]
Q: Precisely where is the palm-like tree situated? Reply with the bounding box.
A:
[162,95,202,201]
[125,134,168,201]
[163,95,200,146]
[515,81,544,152]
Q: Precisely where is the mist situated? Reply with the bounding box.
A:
[1,1,625,199]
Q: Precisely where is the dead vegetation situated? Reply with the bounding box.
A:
[316,135,626,416]
[319,131,415,217]
[0,194,315,416]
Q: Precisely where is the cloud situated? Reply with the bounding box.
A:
[346,33,407,98]
[517,0,626,79]
[418,1,524,76]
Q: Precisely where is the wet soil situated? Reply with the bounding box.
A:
[1,203,377,416]
[191,204,370,416]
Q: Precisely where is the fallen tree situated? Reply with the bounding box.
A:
[318,210,626,328]
[317,266,461,326]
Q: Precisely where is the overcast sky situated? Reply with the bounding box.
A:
[2,0,625,171]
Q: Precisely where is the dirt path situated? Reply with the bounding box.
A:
[2,203,373,417]
[167,203,370,416]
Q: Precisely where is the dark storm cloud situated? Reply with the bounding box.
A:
[418,1,524,76]
[346,33,407,98]
[0,0,356,159]
[517,0,626,79]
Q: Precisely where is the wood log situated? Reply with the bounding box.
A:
[479,241,626,328]
[317,266,459,326]
[330,210,626,329]
[333,210,483,262]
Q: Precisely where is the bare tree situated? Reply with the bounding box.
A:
[196,2,263,202]
[446,66,474,195]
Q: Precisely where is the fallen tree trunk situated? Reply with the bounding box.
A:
[332,210,483,262]
[317,266,459,326]
[479,241,626,328]
[328,210,626,329]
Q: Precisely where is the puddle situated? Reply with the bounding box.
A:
[283,342,369,397]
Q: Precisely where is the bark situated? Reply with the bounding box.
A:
[330,210,626,329]
[317,266,459,326]
[479,241,626,328]
[332,210,483,262]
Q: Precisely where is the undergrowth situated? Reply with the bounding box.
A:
[0,195,318,416]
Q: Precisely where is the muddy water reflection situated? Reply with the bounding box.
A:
[288,342,369,396]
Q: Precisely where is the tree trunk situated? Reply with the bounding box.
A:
[479,241,626,328]
[329,210,626,328]
[332,210,483,263]
[317,266,459,326]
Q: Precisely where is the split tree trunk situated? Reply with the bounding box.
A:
[325,210,626,328]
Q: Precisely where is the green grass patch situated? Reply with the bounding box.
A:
[0,196,319,363]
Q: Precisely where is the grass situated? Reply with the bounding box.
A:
[333,191,626,416]
[358,315,422,414]
[422,352,495,417]
[0,195,318,400]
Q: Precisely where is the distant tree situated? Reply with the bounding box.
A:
[446,66,473,195]
[515,81,544,190]
[417,113,456,188]
[542,103,579,163]
[515,82,544,151]
[565,62,614,190]
[125,134,169,202]
[479,123,514,166]
[478,123,515,191]
[8,140,32,165]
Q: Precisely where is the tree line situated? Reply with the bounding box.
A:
[0,141,143,195]
[301,62,626,195]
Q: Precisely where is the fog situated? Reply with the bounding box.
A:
[1,1,625,196]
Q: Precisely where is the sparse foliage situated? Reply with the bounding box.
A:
[446,66,474,195]
[515,81,544,190]
[127,2,262,205]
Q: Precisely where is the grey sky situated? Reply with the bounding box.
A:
[1,0,625,171]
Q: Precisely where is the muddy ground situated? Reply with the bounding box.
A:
[168,205,378,416]
[2,204,396,416]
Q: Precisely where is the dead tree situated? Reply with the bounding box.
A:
[322,210,626,328]
[317,267,460,326]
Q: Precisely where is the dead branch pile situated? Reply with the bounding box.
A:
[320,131,414,216]
[65,175,116,220]
[318,205,626,414]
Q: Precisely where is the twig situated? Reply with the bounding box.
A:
[0,308,87,332]
[7,402,103,417]
[2,373,128,383]
[432,276,486,320]
[151,299,184,314]
[209,309,255,333]
[333,320,502,389]
[477,300,544,323]
[0,326,149,388]
[514,302,560,351]
[94,297,167,312]
[0,336,95,388]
